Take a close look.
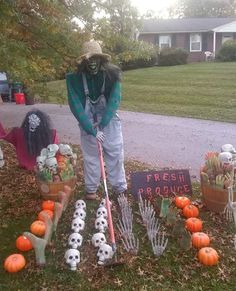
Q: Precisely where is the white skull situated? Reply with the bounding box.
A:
[221,144,236,154]
[92,232,107,248]
[64,249,80,271]
[95,216,108,233]
[47,144,59,158]
[36,155,46,171]
[97,244,114,265]
[96,206,108,219]
[75,199,86,210]
[40,148,48,157]
[99,198,112,208]
[71,217,85,233]
[45,157,58,174]
[73,208,86,220]
[0,147,4,168]
[219,152,233,165]
[68,233,83,249]
[59,144,73,157]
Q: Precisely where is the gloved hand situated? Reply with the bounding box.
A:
[96,131,105,143]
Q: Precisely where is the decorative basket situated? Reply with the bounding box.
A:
[201,182,236,213]
[37,176,77,201]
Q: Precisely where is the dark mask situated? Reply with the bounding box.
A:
[86,57,101,75]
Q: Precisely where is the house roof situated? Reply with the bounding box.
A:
[140,18,236,34]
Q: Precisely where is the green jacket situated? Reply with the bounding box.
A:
[66,70,122,137]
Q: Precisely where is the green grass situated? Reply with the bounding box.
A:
[1,143,236,290]
[41,62,236,123]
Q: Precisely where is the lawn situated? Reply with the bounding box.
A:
[1,142,236,290]
[42,62,236,123]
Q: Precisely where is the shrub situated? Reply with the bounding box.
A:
[216,40,236,62]
[103,35,158,70]
[158,48,188,66]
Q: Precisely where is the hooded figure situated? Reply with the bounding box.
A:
[0,110,59,170]
[66,40,127,200]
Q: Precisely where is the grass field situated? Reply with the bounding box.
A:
[43,62,236,123]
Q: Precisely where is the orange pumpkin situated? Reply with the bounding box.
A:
[185,217,203,232]
[182,204,199,218]
[175,196,191,209]
[192,232,210,248]
[38,209,53,221]
[30,220,46,237]
[198,247,219,266]
[4,254,26,273]
[16,235,33,252]
[42,200,55,211]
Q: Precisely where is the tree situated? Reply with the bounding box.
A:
[172,0,236,18]
[95,0,140,39]
[0,0,92,84]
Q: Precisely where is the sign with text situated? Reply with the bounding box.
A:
[131,169,192,199]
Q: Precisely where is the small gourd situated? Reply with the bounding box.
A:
[198,247,219,266]
[30,220,46,237]
[192,232,210,248]
[182,204,199,218]
[175,196,191,209]
[4,254,26,273]
[38,209,53,221]
[16,235,33,252]
[185,217,203,232]
[42,200,55,211]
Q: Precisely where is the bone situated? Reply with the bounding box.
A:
[121,233,139,255]
[147,216,160,241]
[151,232,168,257]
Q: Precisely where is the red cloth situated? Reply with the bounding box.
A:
[0,122,59,170]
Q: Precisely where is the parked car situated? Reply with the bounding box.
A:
[0,72,11,101]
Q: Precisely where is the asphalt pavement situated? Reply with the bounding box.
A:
[1,103,236,179]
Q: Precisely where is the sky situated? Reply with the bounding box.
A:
[131,0,177,17]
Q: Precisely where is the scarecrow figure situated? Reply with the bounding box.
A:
[66,41,127,200]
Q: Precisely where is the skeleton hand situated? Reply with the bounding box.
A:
[96,131,105,143]
[151,232,168,257]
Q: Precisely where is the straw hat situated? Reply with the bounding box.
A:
[77,41,111,64]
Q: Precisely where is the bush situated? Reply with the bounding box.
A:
[103,35,158,70]
[158,48,188,66]
[216,40,236,62]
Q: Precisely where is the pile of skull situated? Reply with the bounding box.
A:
[36,143,77,182]
[64,198,115,270]
[92,198,115,265]
[65,199,86,271]
[0,145,4,168]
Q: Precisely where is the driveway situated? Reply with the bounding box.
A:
[1,103,236,179]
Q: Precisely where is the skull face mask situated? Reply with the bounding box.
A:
[86,56,101,75]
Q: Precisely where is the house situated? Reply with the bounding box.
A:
[138,18,236,62]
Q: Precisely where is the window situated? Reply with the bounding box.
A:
[159,35,171,49]
[190,33,202,52]
[222,33,233,44]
